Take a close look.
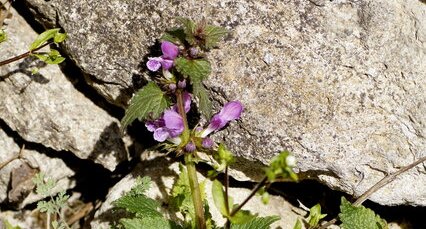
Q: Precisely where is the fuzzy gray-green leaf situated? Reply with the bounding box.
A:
[339,197,388,229]
[192,78,212,119]
[204,25,228,50]
[121,82,171,130]
[230,216,280,229]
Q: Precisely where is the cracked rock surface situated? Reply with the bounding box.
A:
[19,0,426,206]
[0,8,127,171]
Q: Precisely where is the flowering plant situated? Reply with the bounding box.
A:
[119,18,297,229]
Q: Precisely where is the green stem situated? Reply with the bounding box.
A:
[185,154,206,229]
[0,42,52,66]
[229,176,268,217]
[176,89,206,229]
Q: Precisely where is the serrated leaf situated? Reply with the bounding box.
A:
[54,32,67,43]
[121,82,171,130]
[339,197,388,229]
[177,17,196,45]
[230,216,280,229]
[161,27,186,45]
[192,78,212,119]
[120,217,183,229]
[32,49,65,65]
[212,179,230,217]
[175,57,211,80]
[229,208,256,225]
[29,28,60,51]
[203,25,228,50]
[307,204,327,227]
[114,195,162,218]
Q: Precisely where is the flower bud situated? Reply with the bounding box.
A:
[202,138,214,149]
[169,83,177,92]
[178,80,186,89]
[285,155,296,167]
[185,141,196,152]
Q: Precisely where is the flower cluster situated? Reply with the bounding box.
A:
[145,41,243,152]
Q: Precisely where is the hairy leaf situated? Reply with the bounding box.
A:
[29,28,60,51]
[339,197,388,229]
[175,57,211,80]
[121,82,171,130]
[177,17,196,45]
[192,78,212,119]
[161,27,186,45]
[230,216,280,229]
[203,25,228,50]
[120,217,182,229]
[113,195,162,218]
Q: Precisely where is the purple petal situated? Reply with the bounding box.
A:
[161,41,179,60]
[218,101,243,122]
[145,121,156,132]
[146,57,162,71]
[173,92,192,113]
[163,110,184,137]
[178,80,186,89]
[153,128,170,142]
[161,59,174,70]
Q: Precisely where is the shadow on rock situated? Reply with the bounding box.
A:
[0,57,49,85]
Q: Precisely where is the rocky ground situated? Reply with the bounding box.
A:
[0,1,425,228]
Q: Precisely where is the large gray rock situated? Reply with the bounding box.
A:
[23,0,426,205]
[0,8,127,171]
[0,128,75,208]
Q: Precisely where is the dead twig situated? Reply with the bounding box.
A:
[0,144,25,170]
[317,155,426,229]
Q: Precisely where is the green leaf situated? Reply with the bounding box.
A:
[293,219,302,229]
[230,216,280,229]
[192,78,212,119]
[29,28,60,51]
[212,179,230,217]
[265,151,298,183]
[229,208,256,225]
[121,82,171,130]
[161,27,186,45]
[339,197,388,229]
[120,217,183,229]
[175,57,211,80]
[53,32,67,43]
[177,17,196,45]
[127,176,152,197]
[32,49,65,64]
[0,30,7,43]
[113,194,162,218]
[203,25,228,50]
[307,204,327,227]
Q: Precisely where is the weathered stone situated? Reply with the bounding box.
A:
[0,8,127,171]
[23,0,426,205]
[0,128,75,208]
[90,156,302,229]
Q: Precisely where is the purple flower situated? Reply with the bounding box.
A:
[146,41,179,71]
[145,110,184,142]
[173,92,191,113]
[146,92,192,142]
[200,101,243,137]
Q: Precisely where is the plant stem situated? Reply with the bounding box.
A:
[185,154,206,229]
[176,89,206,229]
[224,166,231,229]
[229,176,268,217]
[46,213,51,229]
[0,42,51,66]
